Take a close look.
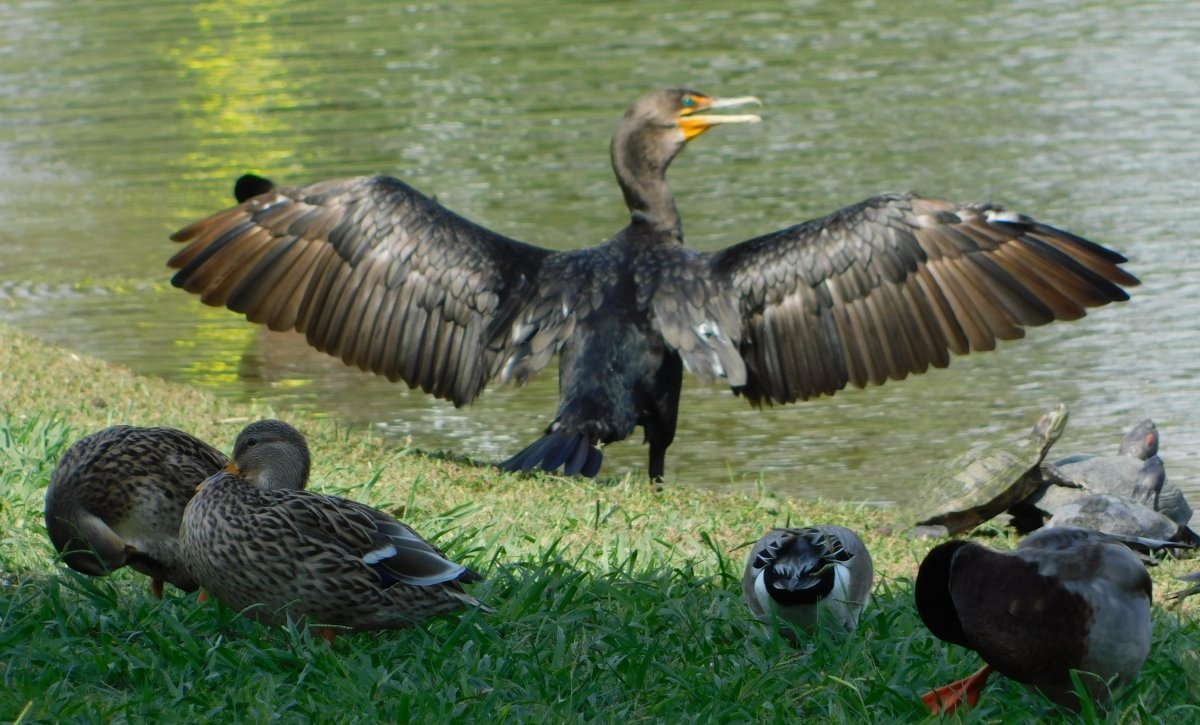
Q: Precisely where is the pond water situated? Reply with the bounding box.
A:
[2,0,1198,506]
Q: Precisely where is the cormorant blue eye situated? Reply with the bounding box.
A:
[682,96,695,108]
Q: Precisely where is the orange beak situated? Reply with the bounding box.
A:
[196,459,240,493]
[676,95,762,141]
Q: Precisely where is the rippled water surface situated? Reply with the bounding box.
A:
[2,0,1198,505]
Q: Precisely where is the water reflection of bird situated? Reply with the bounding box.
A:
[169,88,1138,482]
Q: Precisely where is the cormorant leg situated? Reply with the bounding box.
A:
[648,441,666,487]
[150,578,165,599]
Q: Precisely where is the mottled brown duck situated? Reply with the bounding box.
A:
[44,424,292,597]
[180,420,487,636]
[169,88,1138,482]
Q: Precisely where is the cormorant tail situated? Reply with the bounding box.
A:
[500,429,603,478]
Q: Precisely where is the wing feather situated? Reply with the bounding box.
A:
[281,492,473,588]
[698,192,1136,406]
[170,175,567,406]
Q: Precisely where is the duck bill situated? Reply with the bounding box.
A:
[678,95,762,141]
[196,459,240,492]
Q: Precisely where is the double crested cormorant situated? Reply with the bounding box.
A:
[169,89,1138,482]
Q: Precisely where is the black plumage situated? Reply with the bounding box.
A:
[914,527,1152,711]
[169,88,1138,481]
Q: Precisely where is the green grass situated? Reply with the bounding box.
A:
[2,322,1200,722]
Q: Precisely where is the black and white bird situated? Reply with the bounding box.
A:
[742,525,873,638]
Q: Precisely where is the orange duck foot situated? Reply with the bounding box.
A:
[197,588,209,604]
[922,664,994,716]
[317,627,337,643]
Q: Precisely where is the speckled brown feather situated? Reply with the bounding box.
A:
[44,426,230,591]
[180,420,486,630]
[181,473,485,630]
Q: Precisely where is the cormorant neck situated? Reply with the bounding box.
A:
[610,122,685,240]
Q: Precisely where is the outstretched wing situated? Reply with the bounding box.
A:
[666,193,1137,405]
[169,174,567,406]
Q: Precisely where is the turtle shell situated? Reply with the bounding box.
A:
[915,404,1069,536]
[1015,418,1193,528]
[1033,455,1192,526]
[1048,493,1180,541]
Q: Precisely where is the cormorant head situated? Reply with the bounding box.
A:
[610,89,760,227]
[669,89,763,141]
[614,89,761,163]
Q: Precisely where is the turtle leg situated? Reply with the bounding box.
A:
[921,510,983,537]
[921,664,994,715]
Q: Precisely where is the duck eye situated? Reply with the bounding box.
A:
[245,437,258,447]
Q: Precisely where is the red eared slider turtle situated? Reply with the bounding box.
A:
[1047,463,1199,549]
[1049,493,1184,542]
[1130,455,1167,509]
[914,404,1069,536]
[1018,419,1193,528]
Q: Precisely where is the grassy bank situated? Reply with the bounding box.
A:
[2,323,1199,723]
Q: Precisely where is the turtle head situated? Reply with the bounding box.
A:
[1118,419,1158,460]
[1032,403,1069,445]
